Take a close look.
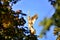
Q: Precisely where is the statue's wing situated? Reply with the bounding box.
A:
[31,14,38,24]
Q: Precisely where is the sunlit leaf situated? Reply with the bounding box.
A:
[39,17,53,38]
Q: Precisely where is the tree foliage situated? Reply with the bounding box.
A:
[39,0,60,40]
[0,0,38,40]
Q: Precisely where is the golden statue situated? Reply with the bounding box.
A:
[27,11,38,34]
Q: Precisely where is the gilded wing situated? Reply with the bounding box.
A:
[31,14,38,24]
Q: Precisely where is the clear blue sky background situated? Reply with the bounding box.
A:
[12,0,56,40]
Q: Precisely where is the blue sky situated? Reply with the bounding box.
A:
[12,0,56,40]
